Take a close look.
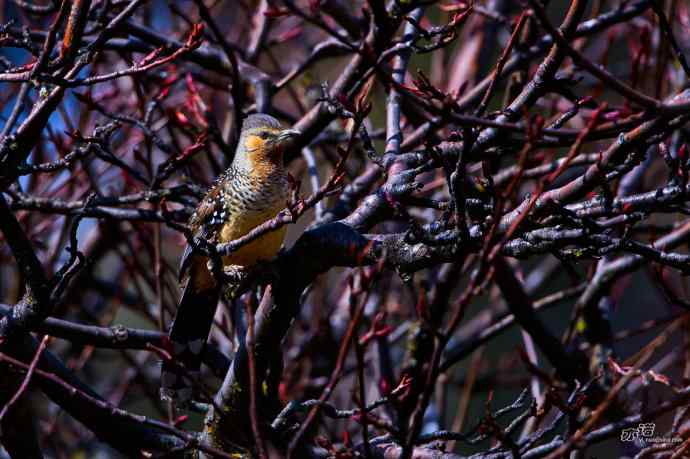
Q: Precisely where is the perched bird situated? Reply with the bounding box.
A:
[161,113,299,404]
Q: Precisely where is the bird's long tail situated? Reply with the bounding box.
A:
[161,267,220,405]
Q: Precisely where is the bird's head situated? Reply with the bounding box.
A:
[234,114,300,173]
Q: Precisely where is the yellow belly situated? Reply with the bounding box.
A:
[220,224,287,266]
[218,207,287,267]
[188,202,286,292]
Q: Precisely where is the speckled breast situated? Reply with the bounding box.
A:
[218,173,288,267]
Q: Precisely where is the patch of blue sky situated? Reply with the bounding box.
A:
[0,45,32,126]
[14,67,96,191]
[151,0,173,30]
[49,214,99,270]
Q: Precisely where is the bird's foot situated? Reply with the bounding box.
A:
[223,265,250,299]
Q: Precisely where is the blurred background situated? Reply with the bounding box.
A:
[1,0,690,458]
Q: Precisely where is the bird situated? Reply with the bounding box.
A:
[161,113,299,405]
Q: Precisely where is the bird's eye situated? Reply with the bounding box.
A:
[258,130,273,139]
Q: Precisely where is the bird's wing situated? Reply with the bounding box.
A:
[178,183,228,281]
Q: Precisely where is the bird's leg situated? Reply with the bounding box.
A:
[222,264,251,300]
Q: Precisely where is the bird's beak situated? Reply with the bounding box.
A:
[276,129,301,143]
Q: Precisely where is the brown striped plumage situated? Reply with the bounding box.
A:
[161,114,299,404]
